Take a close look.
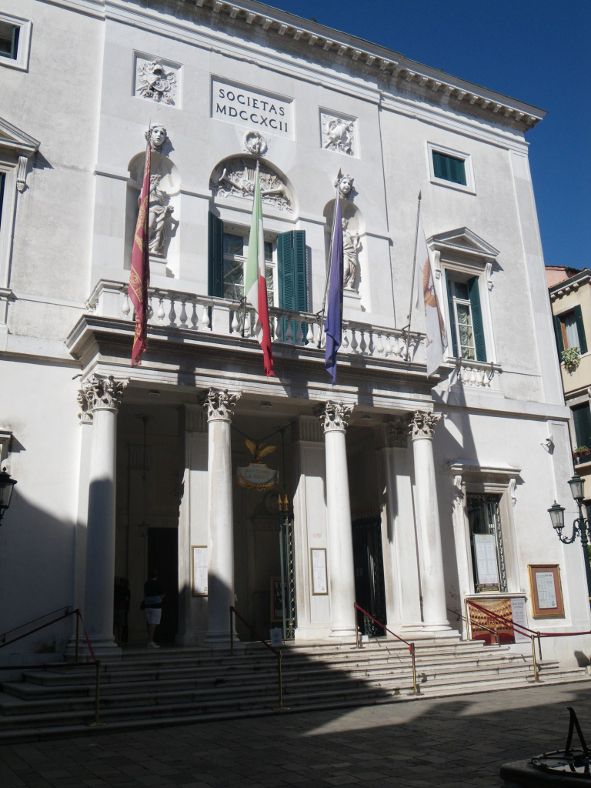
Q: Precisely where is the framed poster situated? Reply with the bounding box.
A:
[311,548,328,595]
[466,596,517,644]
[528,564,565,619]
[191,546,208,596]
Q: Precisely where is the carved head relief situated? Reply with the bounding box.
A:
[335,170,355,199]
[244,130,268,156]
[146,125,168,151]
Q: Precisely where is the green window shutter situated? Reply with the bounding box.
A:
[446,276,459,357]
[552,315,564,356]
[208,212,224,297]
[573,404,591,448]
[278,230,307,311]
[433,152,466,185]
[574,305,587,354]
[468,277,486,361]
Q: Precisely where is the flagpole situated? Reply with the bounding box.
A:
[243,160,260,337]
[317,187,339,348]
[404,190,422,362]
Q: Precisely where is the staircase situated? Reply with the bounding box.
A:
[0,638,587,742]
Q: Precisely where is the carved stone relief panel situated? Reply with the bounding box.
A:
[210,157,292,212]
[134,54,180,106]
[321,111,356,156]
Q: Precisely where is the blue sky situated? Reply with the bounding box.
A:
[269,0,590,269]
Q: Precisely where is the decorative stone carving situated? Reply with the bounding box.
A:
[319,401,353,433]
[16,155,28,193]
[145,125,168,152]
[321,112,355,156]
[201,388,241,422]
[508,478,517,506]
[243,130,267,156]
[334,170,355,200]
[148,174,174,256]
[210,158,292,211]
[541,435,554,454]
[342,218,361,289]
[135,58,177,105]
[409,410,441,440]
[80,375,127,413]
[77,389,93,424]
[386,418,408,448]
[452,473,464,505]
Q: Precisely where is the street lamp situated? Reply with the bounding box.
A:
[548,474,591,602]
[0,467,17,525]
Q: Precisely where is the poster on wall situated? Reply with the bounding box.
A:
[467,596,527,645]
[474,534,500,587]
[528,564,565,618]
[311,548,328,595]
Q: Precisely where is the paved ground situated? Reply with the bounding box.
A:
[1,682,590,788]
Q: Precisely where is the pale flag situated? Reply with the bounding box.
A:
[244,167,274,376]
[416,217,448,376]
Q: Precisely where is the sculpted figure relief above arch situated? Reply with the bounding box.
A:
[210,156,292,212]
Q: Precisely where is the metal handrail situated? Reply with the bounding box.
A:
[229,606,283,708]
[446,605,504,645]
[465,599,541,682]
[0,607,102,723]
[354,602,418,694]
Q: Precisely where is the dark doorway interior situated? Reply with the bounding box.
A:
[147,528,178,644]
[353,517,387,636]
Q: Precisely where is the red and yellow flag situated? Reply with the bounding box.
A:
[128,141,151,366]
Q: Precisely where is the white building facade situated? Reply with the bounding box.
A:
[1,0,589,664]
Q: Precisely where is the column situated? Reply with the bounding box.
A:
[381,419,422,630]
[202,388,240,643]
[410,411,450,631]
[321,401,356,638]
[81,375,126,652]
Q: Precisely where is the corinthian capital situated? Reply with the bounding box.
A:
[80,375,127,413]
[202,388,241,422]
[409,410,441,440]
[319,401,353,433]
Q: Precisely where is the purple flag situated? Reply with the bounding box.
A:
[325,197,344,384]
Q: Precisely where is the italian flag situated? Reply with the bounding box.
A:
[244,168,275,377]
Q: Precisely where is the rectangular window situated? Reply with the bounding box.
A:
[572,403,591,449]
[432,151,467,186]
[467,494,507,593]
[446,274,486,361]
[222,231,274,304]
[553,306,587,355]
[0,20,19,60]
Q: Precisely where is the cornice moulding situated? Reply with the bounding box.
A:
[103,0,543,131]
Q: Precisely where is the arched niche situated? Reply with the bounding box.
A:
[209,155,294,214]
[323,199,365,292]
[125,150,181,275]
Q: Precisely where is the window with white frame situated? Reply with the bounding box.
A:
[222,231,275,303]
[445,272,486,362]
[0,14,32,72]
[427,142,474,193]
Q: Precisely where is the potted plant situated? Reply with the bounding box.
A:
[561,346,581,373]
[574,446,591,464]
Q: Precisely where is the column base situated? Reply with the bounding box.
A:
[329,625,357,640]
[402,624,461,639]
[65,637,122,657]
[206,631,234,648]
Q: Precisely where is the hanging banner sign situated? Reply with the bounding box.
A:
[237,462,277,490]
[211,78,292,137]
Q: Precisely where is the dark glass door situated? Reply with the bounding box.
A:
[147,528,178,644]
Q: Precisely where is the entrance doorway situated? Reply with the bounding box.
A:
[353,517,387,635]
[147,528,178,644]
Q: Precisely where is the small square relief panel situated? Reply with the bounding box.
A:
[134,52,181,107]
[320,110,357,157]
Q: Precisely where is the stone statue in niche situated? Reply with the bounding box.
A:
[243,130,268,156]
[342,218,361,289]
[148,174,174,256]
[211,158,292,211]
[322,114,355,156]
[136,59,177,105]
[145,125,168,152]
[335,170,355,200]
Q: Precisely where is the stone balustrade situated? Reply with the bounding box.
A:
[86,279,425,366]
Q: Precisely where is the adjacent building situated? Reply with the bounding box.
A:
[1,0,589,665]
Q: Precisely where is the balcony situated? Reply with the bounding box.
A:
[73,280,426,376]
